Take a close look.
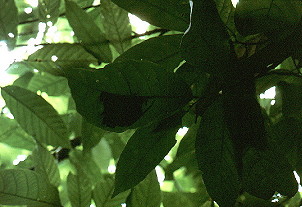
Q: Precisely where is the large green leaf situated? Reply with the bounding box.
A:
[100,0,132,54]
[32,145,61,187]
[126,170,161,207]
[111,0,190,31]
[66,60,192,132]
[195,99,240,207]
[115,35,183,72]
[113,113,181,196]
[38,0,61,23]
[243,149,298,199]
[181,0,231,75]
[163,192,208,207]
[215,0,236,33]
[93,178,129,207]
[13,72,34,88]
[22,43,98,75]
[81,120,107,152]
[67,171,92,207]
[1,85,70,148]
[0,169,62,206]
[0,0,18,49]
[65,0,112,62]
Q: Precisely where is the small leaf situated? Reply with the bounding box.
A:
[38,0,61,23]
[93,178,129,207]
[113,113,181,196]
[32,145,61,187]
[100,0,132,54]
[126,170,161,207]
[195,99,240,207]
[0,0,18,50]
[1,85,70,148]
[111,0,190,31]
[0,169,62,206]
[181,0,231,75]
[115,35,183,72]
[65,0,112,62]
[67,171,92,207]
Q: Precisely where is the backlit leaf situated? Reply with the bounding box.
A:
[38,0,61,23]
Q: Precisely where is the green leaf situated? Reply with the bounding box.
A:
[163,192,208,207]
[243,149,298,199]
[65,0,112,62]
[38,0,61,23]
[215,0,236,33]
[93,178,129,207]
[28,72,69,96]
[66,60,191,132]
[73,0,94,7]
[0,169,62,206]
[32,145,61,187]
[1,85,70,148]
[81,120,107,152]
[115,35,183,72]
[195,99,240,207]
[0,0,18,49]
[0,116,35,150]
[126,170,161,207]
[23,43,98,75]
[67,171,92,207]
[13,72,34,88]
[181,0,231,75]
[113,113,181,196]
[235,0,302,36]
[100,0,132,54]
[111,0,190,31]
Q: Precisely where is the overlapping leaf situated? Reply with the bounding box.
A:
[195,99,240,207]
[1,85,70,148]
[38,0,61,23]
[100,0,132,54]
[0,0,18,49]
[115,35,183,72]
[65,0,112,62]
[65,60,192,132]
[111,0,190,31]
[0,169,62,206]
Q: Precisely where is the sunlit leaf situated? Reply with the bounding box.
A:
[0,169,62,206]
[0,0,18,49]
[65,0,112,62]
[1,85,70,148]
[93,178,129,207]
[113,113,181,196]
[13,72,34,88]
[67,171,92,207]
[38,0,61,23]
[111,0,190,31]
[32,145,61,187]
[115,35,183,72]
[195,99,240,207]
[126,170,161,207]
[100,0,132,54]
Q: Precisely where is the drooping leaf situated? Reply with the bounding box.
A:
[100,0,132,54]
[0,0,18,49]
[113,113,181,196]
[243,149,298,199]
[181,0,231,75]
[0,169,62,206]
[22,43,98,75]
[65,60,192,132]
[37,0,61,23]
[0,116,35,150]
[65,0,112,62]
[67,171,92,207]
[115,35,183,72]
[111,0,190,31]
[93,178,129,207]
[28,72,69,96]
[235,0,302,36]
[195,99,240,207]
[32,145,61,187]
[1,85,70,148]
[126,170,161,207]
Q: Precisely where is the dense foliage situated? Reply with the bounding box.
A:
[1,0,302,206]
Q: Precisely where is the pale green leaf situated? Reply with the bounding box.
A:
[38,0,61,23]
[0,169,62,206]
[1,85,70,148]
